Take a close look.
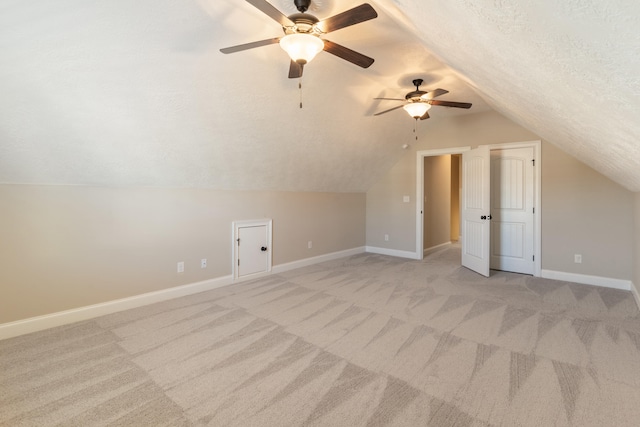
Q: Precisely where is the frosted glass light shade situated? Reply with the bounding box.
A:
[403,102,431,118]
[279,34,324,64]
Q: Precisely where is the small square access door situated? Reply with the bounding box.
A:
[233,219,272,279]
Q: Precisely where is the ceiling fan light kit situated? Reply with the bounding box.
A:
[403,102,431,119]
[220,0,377,79]
[279,33,324,64]
[374,78,472,121]
[221,2,471,123]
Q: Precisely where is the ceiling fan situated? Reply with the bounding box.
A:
[374,79,472,120]
[220,0,378,78]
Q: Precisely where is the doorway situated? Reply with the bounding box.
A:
[416,141,541,277]
[423,154,461,256]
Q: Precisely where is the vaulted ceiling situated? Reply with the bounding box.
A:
[1,0,638,192]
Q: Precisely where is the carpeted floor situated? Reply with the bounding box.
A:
[2,244,640,426]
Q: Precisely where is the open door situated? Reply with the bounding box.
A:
[461,146,491,276]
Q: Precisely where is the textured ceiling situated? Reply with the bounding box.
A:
[0,0,638,192]
[378,0,640,191]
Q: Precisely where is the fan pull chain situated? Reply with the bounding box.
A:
[414,119,418,140]
[299,77,303,109]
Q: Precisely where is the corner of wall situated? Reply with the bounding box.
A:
[632,282,640,311]
[635,192,640,310]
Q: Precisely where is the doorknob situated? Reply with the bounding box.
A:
[480,215,486,220]
[261,246,267,251]
[487,214,492,220]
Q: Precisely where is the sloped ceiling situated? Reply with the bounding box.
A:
[378,0,640,191]
[0,0,638,192]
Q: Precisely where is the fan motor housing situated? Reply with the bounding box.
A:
[405,91,427,101]
[285,13,320,34]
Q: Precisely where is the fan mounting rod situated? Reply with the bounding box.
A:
[406,79,428,100]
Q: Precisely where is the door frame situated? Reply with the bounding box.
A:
[232,219,273,280]
[416,146,471,260]
[415,140,541,277]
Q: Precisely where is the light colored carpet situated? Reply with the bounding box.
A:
[2,244,640,426]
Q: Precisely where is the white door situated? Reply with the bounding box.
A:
[461,146,491,277]
[234,220,272,279]
[490,147,535,274]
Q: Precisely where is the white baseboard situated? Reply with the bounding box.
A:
[365,246,420,260]
[0,246,366,341]
[541,269,632,291]
[6,250,632,341]
[0,275,233,339]
[272,246,365,274]
[0,275,233,341]
[423,241,452,256]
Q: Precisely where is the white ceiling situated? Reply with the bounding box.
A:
[0,0,638,192]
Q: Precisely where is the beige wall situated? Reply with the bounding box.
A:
[541,143,633,278]
[365,159,416,250]
[366,110,634,281]
[424,155,451,250]
[0,185,365,323]
[634,192,640,295]
[367,110,540,251]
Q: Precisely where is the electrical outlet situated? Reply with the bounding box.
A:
[308,241,312,249]
[201,259,207,268]
[403,196,410,203]
[177,261,184,273]
[574,254,582,264]
[384,234,389,241]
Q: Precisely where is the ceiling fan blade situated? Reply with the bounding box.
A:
[374,97,405,101]
[429,100,472,109]
[421,88,449,100]
[246,0,294,27]
[220,37,281,54]
[420,111,430,120]
[288,60,303,78]
[374,104,405,116]
[323,39,374,68]
[316,3,378,33]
